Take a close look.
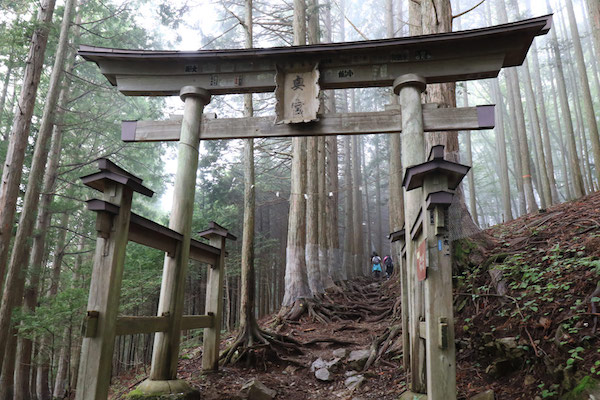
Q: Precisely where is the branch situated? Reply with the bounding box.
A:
[453,0,486,20]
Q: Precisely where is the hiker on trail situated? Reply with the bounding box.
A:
[383,255,394,278]
[371,252,382,279]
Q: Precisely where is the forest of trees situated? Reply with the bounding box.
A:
[0,0,598,398]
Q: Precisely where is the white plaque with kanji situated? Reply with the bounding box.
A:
[274,63,320,124]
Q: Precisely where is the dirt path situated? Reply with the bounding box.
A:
[111,278,407,399]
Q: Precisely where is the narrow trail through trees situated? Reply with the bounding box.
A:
[112,277,408,399]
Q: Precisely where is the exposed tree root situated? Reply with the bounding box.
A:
[363,324,403,371]
[302,337,356,346]
[220,322,304,368]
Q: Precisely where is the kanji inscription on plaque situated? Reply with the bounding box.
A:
[274,63,320,124]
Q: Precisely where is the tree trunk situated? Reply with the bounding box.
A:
[546,0,585,198]
[565,0,600,185]
[461,82,478,225]
[588,0,600,72]
[0,49,15,140]
[36,213,69,400]
[374,135,383,254]
[342,134,354,280]
[15,10,80,394]
[360,137,373,255]
[305,0,325,294]
[420,0,480,239]
[499,18,539,213]
[282,0,311,306]
[548,56,572,201]
[351,133,364,276]
[0,0,57,296]
[0,0,73,380]
[490,77,514,221]
[530,39,560,204]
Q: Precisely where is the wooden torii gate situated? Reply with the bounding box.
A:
[77,15,551,400]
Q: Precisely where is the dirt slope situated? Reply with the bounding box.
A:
[111,192,600,400]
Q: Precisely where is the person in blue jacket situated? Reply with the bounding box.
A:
[371,252,382,279]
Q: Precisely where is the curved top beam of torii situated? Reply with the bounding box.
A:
[79,15,551,96]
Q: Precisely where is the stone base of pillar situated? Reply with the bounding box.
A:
[399,390,428,400]
[128,379,200,399]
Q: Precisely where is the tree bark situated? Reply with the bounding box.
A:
[0,0,73,379]
[565,0,600,185]
[282,0,311,306]
[546,0,585,198]
[305,0,325,294]
[0,0,57,298]
[588,0,600,72]
[36,213,70,400]
[342,134,354,280]
[461,82,478,225]
[530,39,560,204]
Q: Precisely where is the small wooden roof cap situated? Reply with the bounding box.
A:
[80,158,154,197]
[402,145,470,191]
[198,221,237,241]
[388,229,406,243]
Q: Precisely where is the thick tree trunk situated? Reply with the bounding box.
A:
[566,0,600,185]
[282,0,311,306]
[420,0,480,238]
[323,0,341,283]
[306,136,324,294]
[342,134,354,280]
[0,0,57,297]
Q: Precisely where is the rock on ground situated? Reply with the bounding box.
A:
[239,379,276,400]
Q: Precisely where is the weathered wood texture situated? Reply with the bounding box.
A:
[122,105,494,142]
[202,235,226,371]
[78,16,551,96]
[87,199,220,265]
[76,182,133,400]
[396,75,427,394]
[150,87,210,381]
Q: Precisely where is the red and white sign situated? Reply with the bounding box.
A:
[416,240,427,281]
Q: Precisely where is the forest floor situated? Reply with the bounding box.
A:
[111,191,600,400]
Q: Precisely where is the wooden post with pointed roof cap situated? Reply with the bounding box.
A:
[199,222,236,371]
[76,159,153,400]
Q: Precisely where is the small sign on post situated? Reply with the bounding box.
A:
[275,63,320,124]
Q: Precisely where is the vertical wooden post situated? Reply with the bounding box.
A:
[394,74,427,394]
[423,174,456,400]
[147,87,210,383]
[76,182,133,400]
[202,231,226,371]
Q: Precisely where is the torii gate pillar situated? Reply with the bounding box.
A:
[138,86,210,395]
[394,74,428,394]
[395,74,459,399]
